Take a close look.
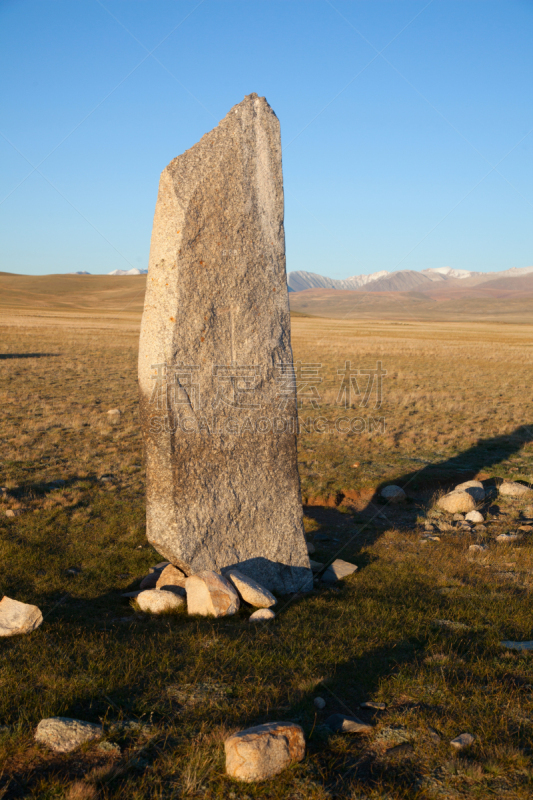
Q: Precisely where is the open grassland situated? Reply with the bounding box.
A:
[1,311,533,799]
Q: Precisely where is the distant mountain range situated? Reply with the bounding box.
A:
[287,266,533,294]
[71,268,148,276]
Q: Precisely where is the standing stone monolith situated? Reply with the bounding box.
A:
[138,93,312,593]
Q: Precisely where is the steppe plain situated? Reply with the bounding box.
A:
[1,272,533,799]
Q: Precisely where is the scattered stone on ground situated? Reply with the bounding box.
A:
[309,560,325,572]
[136,588,184,613]
[496,533,523,543]
[0,596,43,637]
[35,717,102,753]
[167,682,232,708]
[306,541,316,555]
[321,559,358,583]
[121,590,142,598]
[5,508,25,518]
[139,573,159,590]
[185,571,240,617]
[226,569,276,607]
[432,619,470,631]
[499,481,532,498]
[437,492,476,513]
[455,480,485,501]
[518,524,533,532]
[380,485,406,502]
[66,566,81,576]
[501,640,533,651]
[314,697,326,710]
[468,544,487,553]
[107,408,121,416]
[249,608,275,622]
[325,714,372,734]
[360,701,387,710]
[453,513,464,521]
[437,521,454,532]
[465,510,484,523]
[156,564,187,595]
[225,721,305,782]
[450,732,475,750]
[138,93,312,595]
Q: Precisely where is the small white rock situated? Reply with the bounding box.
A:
[0,596,43,637]
[107,408,121,416]
[249,608,275,622]
[136,588,185,613]
[314,697,326,710]
[465,510,484,523]
[450,732,475,750]
[380,485,406,503]
[35,717,102,753]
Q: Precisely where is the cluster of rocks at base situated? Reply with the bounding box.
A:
[131,563,277,620]
[437,479,531,513]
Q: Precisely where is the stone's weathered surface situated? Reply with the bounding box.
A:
[450,732,475,750]
[226,569,276,607]
[0,596,43,637]
[465,510,484,523]
[156,564,187,592]
[35,717,102,753]
[138,93,311,595]
[380,485,406,503]
[499,481,532,497]
[249,608,275,622]
[136,588,184,613]
[186,571,240,617]
[325,714,372,734]
[225,721,305,782]
[437,492,476,514]
[321,559,358,583]
[455,480,485,501]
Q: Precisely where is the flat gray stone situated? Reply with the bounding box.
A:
[35,717,102,753]
[138,93,311,595]
[325,714,372,734]
[321,559,358,583]
[0,596,43,637]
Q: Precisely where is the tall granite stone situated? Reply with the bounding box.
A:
[138,93,312,594]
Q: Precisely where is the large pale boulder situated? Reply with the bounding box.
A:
[437,492,476,514]
[0,596,43,637]
[138,93,311,595]
[136,588,185,613]
[226,569,276,607]
[185,571,240,617]
[35,717,102,753]
[225,721,305,782]
[499,481,532,498]
[455,480,485,502]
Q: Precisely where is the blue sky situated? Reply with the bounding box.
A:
[1,0,532,277]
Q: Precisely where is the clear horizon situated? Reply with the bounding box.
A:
[1,1,532,278]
